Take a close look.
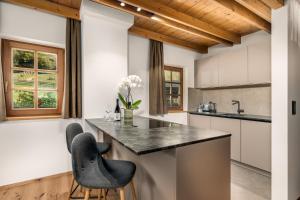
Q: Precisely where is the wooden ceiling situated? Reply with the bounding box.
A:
[48,0,82,9]
[93,0,283,53]
[3,0,284,53]
[3,0,82,20]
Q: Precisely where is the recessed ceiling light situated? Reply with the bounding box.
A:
[137,7,142,12]
[120,2,125,7]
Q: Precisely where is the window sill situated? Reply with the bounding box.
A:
[6,115,62,121]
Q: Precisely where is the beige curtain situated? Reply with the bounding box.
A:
[0,39,6,121]
[63,18,82,118]
[149,40,167,115]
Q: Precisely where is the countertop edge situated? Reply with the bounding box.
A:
[188,112,271,123]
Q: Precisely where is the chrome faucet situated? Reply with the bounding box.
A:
[232,100,244,114]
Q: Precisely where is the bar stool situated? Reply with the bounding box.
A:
[71,132,137,200]
[66,123,111,199]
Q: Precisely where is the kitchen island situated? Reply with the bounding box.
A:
[87,116,231,200]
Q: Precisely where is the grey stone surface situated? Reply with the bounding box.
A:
[189,111,271,123]
[86,116,231,155]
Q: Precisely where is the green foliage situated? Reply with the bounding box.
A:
[38,73,56,89]
[118,93,128,109]
[118,93,141,110]
[38,92,57,108]
[38,53,56,70]
[13,90,34,108]
[131,100,141,110]
[13,50,34,68]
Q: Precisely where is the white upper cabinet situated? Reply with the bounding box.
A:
[195,56,219,88]
[194,41,271,88]
[247,41,271,84]
[218,47,248,86]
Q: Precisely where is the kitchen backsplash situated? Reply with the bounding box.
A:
[188,86,271,116]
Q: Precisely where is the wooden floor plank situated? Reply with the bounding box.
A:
[0,172,120,200]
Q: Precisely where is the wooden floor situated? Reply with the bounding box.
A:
[0,163,271,200]
[0,172,119,200]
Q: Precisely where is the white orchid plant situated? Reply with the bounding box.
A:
[118,75,142,110]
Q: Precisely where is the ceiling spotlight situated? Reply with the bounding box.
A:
[151,15,160,21]
[137,7,142,12]
[120,2,125,7]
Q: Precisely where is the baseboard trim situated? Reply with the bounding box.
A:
[0,171,72,191]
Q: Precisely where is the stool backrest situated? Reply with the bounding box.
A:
[71,133,100,184]
[66,123,84,153]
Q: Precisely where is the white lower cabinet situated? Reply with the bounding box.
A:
[188,114,271,171]
[210,117,241,161]
[241,120,271,172]
[188,114,211,129]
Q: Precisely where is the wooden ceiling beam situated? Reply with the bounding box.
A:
[260,0,284,9]
[129,26,208,54]
[2,0,80,20]
[152,15,232,46]
[92,0,232,46]
[235,0,271,22]
[212,0,271,33]
[91,0,152,18]
[123,0,241,44]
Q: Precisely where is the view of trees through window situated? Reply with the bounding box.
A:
[164,66,183,111]
[12,48,58,109]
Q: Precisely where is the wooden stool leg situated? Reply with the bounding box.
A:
[104,189,107,200]
[130,181,137,200]
[98,189,102,200]
[120,188,125,200]
[69,177,75,198]
[84,189,90,200]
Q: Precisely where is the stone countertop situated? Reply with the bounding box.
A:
[86,116,231,155]
[188,111,271,123]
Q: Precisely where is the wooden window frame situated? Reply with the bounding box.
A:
[1,39,65,118]
[164,65,183,112]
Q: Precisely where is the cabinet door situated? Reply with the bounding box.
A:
[211,117,241,161]
[248,42,271,84]
[188,114,211,129]
[218,47,247,86]
[195,56,219,88]
[241,121,271,172]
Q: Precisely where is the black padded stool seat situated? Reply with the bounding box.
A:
[66,122,111,154]
[96,143,111,155]
[66,123,111,199]
[71,133,137,200]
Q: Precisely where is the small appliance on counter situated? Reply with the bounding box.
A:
[198,102,217,113]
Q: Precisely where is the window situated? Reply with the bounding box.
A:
[1,39,64,118]
[164,66,183,112]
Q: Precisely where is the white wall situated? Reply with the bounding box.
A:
[128,35,201,124]
[272,5,289,200]
[287,1,300,198]
[0,2,73,186]
[0,2,66,48]
[81,0,133,119]
[272,2,300,199]
[0,1,133,186]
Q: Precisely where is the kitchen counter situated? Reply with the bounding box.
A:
[86,116,231,200]
[189,111,271,123]
[86,116,231,155]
